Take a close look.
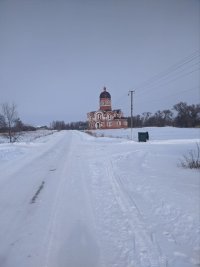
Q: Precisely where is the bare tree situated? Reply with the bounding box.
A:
[173,102,200,127]
[1,103,18,142]
[0,114,6,129]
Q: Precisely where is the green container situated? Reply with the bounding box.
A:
[138,132,149,142]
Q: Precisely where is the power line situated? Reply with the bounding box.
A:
[121,85,199,117]
[135,67,200,97]
[133,86,200,111]
[134,51,200,92]
[113,51,199,116]
[135,61,200,96]
[135,51,199,89]
[138,86,199,103]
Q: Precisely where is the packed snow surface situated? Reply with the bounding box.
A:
[0,127,199,267]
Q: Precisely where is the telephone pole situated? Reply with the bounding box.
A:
[128,90,135,139]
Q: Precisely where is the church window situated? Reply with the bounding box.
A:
[97,113,102,120]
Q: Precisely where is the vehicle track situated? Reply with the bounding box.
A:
[105,159,168,267]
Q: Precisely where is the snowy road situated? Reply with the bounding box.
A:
[0,131,100,267]
[0,130,199,267]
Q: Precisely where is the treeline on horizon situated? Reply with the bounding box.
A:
[0,101,199,135]
[51,102,200,130]
[127,102,200,128]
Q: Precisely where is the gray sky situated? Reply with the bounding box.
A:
[0,0,199,126]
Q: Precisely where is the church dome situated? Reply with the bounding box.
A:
[100,87,111,99]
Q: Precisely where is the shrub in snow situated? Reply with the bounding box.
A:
[179,143,200,169]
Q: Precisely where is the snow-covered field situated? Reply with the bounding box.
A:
[0,129,56,144]
[91,126,200,141]
[0,127,199,267]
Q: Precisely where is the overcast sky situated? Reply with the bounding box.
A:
[0,0,199,126]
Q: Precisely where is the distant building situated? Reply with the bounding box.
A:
[87,87,128,129]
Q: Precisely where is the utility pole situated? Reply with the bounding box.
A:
[128,90,135,140]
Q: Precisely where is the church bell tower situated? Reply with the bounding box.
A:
[99,87,112,111]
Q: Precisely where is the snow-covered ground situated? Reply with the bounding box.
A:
[0,129,56,144]
[91,126,200,141]
[0,127,199,267]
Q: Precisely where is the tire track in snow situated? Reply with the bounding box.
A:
[30,181,45,204]
[105,159,168,267]
[43,131,101,267]
[42,136,75,267]
[86,152,137,267]
[111,148,200,266]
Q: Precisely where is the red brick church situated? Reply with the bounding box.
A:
[87,87,128,129]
